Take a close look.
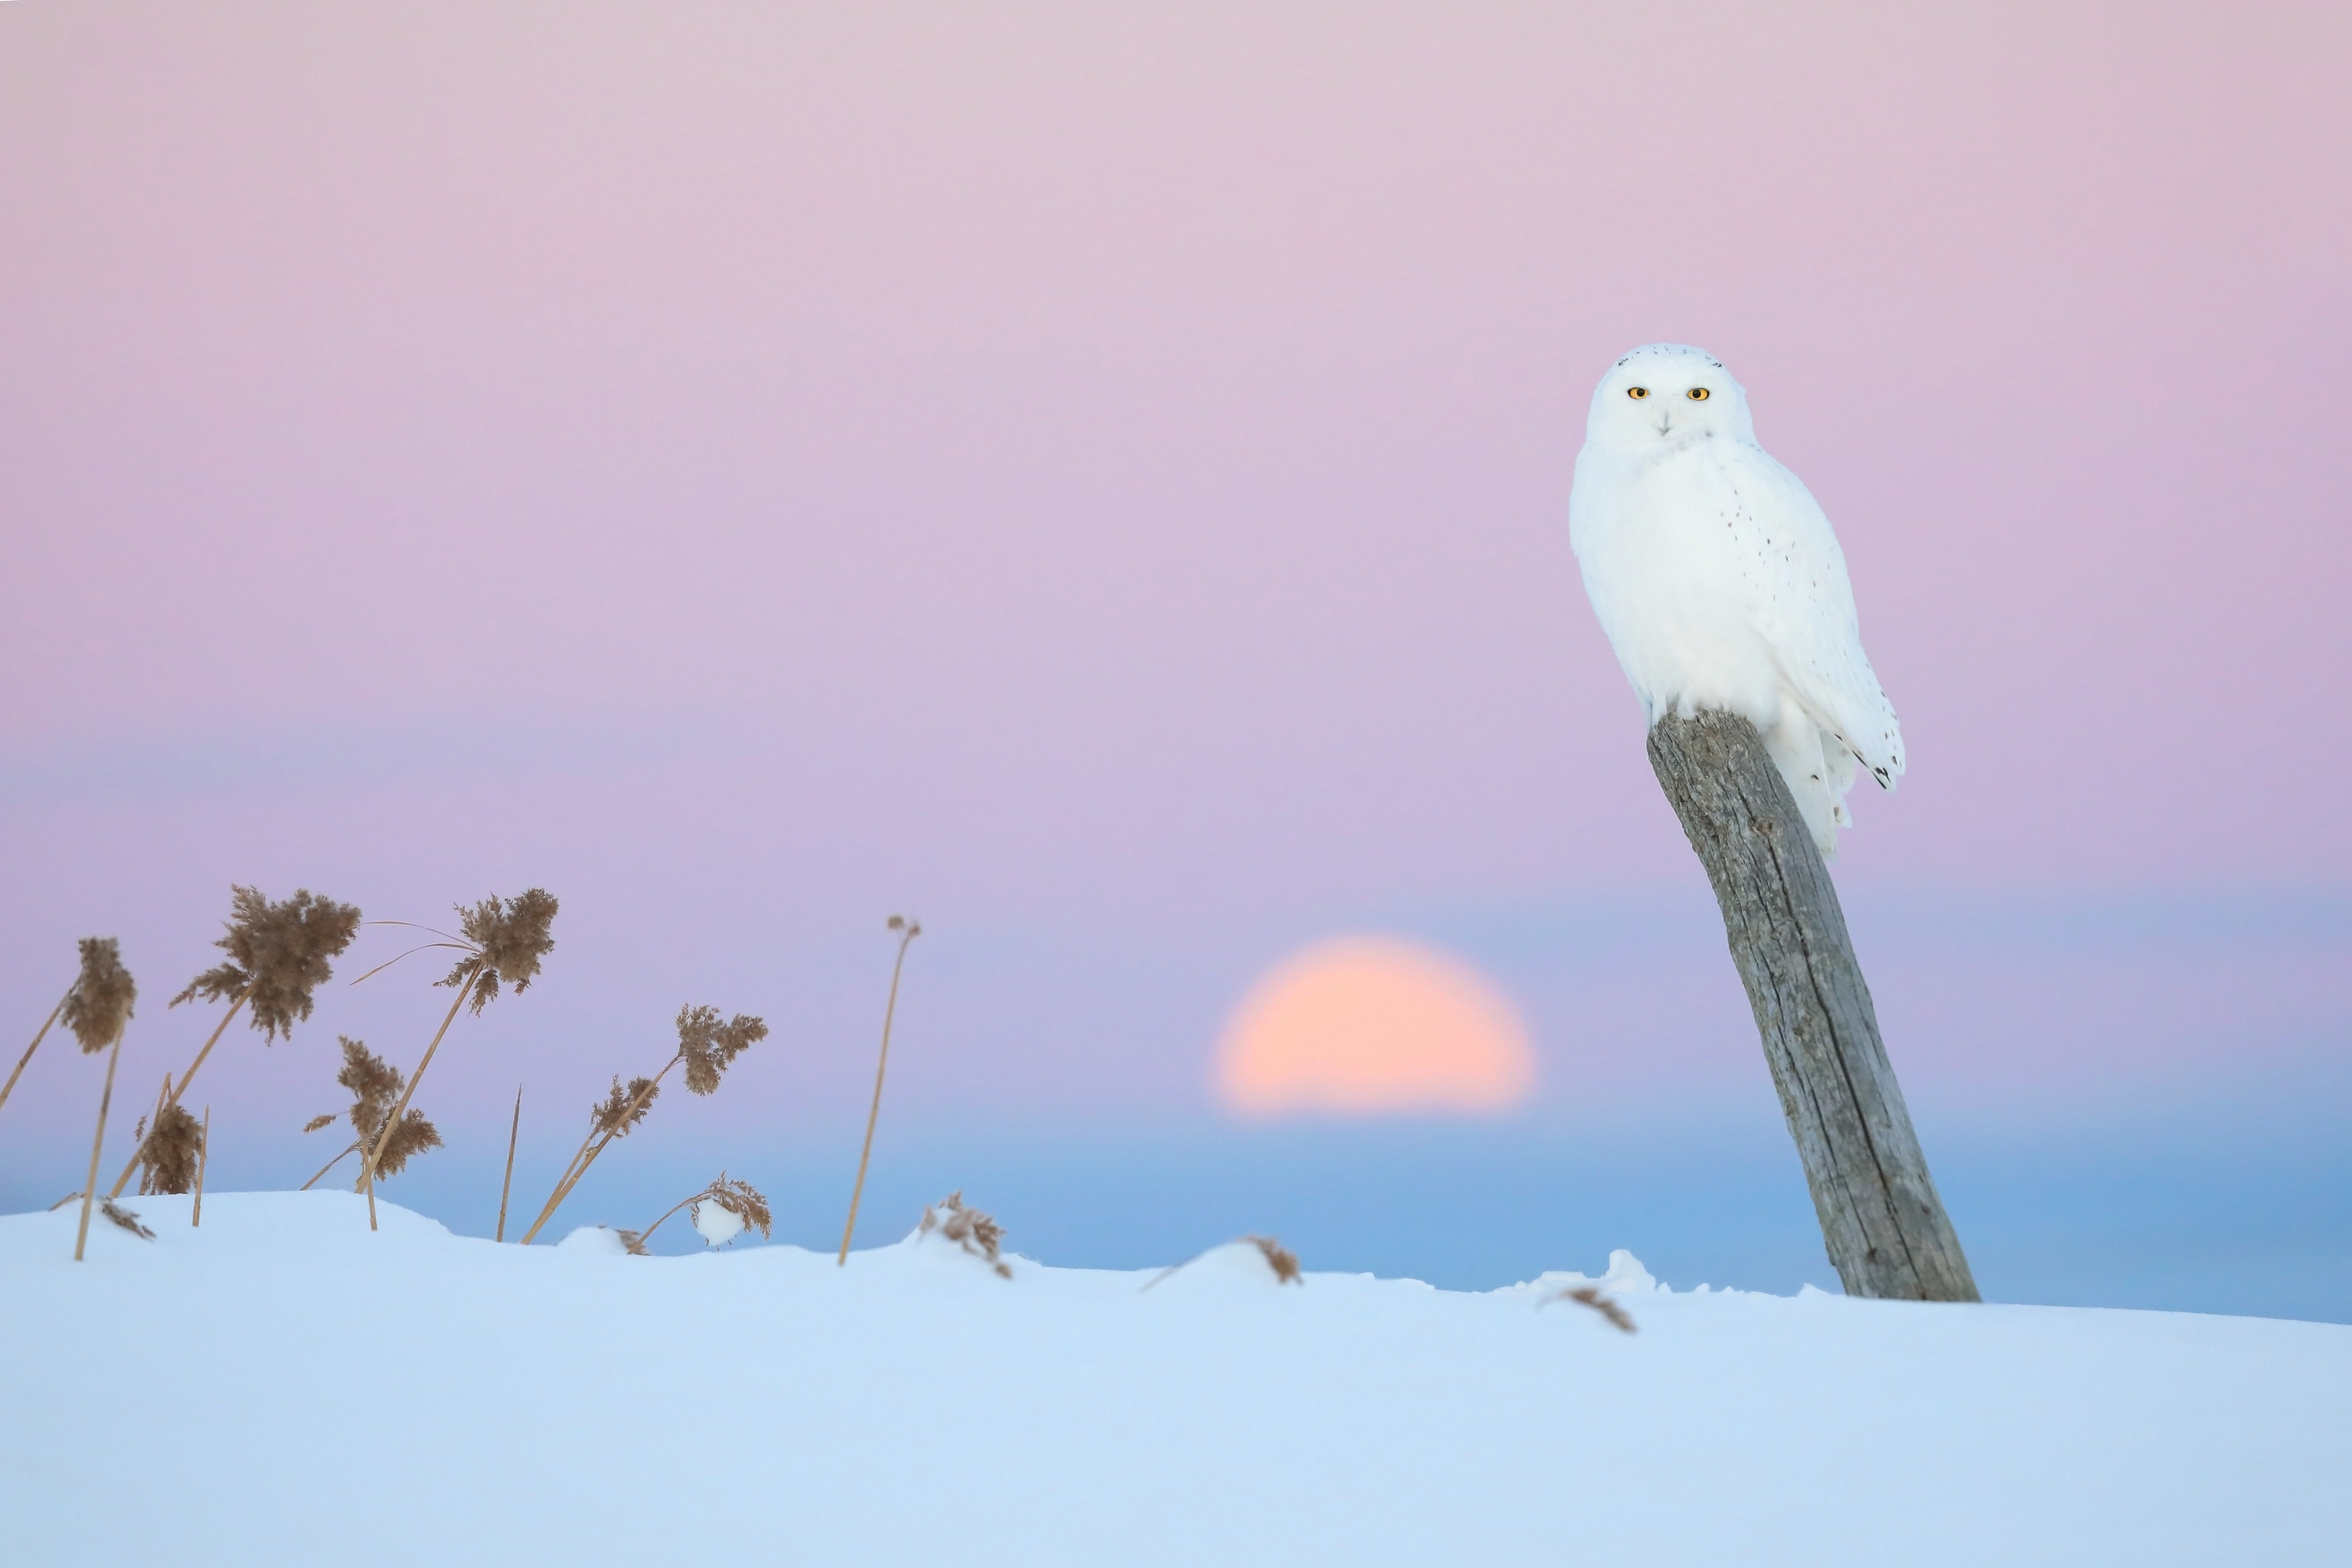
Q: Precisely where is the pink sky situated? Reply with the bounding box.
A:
[2,1,2347,1159]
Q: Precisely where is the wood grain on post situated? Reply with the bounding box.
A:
[1648,709,1978,1302]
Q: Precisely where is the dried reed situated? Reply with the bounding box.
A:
[134,1102,205,1195]
[633,1170,773,1252]
[67,938,136,1263]
[918,1191,1011,1278]
[299,1037,443,1194]
[516,1001,766,1244]
[838,915,921,1265]
[191,1106,210,1227]
[0,979,75,1124]
[495,1086,522,1243]
[109,887,360,1198]
[354,890,555,1230]
[1543,1284,1638,1334]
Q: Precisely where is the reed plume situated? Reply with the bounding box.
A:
[134,1102,206,1196]
[919,1191,1011,1278]
[516,1001,766,1244]
[299,1037,442,1192]
[353,889,555,1230]
[67,938,137,1262]
[109,887,360,1197]
[838,915,921,1265]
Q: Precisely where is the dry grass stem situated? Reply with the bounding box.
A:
[111,886,360,1198]
[838,915,920,1265]
[70,938,136,1263]
[496,1085,522,1243]
[355,889,556,1231]
[191,1106,210,1227]
[1544,1285,1638,1334]
[920,1191,1011,1278]
[516,1000,764,1245]
[0,985,74,1122]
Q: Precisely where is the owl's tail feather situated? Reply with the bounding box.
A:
[1761,709,1851,859]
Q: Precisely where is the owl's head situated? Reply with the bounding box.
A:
[1584,343,1754,452]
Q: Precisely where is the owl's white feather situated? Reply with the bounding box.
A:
[1569,344,1903,856]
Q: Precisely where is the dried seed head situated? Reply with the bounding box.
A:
[301,1113,338,1134]
[330,1037,443,1182]
[887,915,904,932]
[370,1109,443,1179]
[920,1191,1010,1277]
[440,889,558,1013]
[705,1171,773,1239]
[137,1103,206,1195]
[100,1198,155,1240]
[63,938,137,1054]
[1549,1284,1638,1334]
[616,1227,649,1257]
[335,1037,403,1134]
[171,887,362,1041]
[675,1004,769,1096]
[592,1075,658,1138]
[1246,1233,1303,1285]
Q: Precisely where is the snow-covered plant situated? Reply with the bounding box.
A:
[109,887,361,1199]
[351,889,556,1230]
[65,938,137,1262]
[626,1171,774,1254]
[1142,1232,1305,1292]
[516,1002,766,1244]
[919,1191,1011,1279]
[838,915,921,1264]
[299,1037,443,1192]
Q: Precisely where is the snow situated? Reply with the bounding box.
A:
[3,1193,2346,1565]
[690,1195,745,1247]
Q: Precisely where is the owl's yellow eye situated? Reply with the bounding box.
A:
[1627,387,1649,400]
[1687,387,1710,400]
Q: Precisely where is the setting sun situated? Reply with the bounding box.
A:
[1214,937,1536,1117]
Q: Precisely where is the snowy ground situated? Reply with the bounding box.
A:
[4,1193,2346,1565]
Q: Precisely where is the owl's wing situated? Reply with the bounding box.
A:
[1721,443,1906,788]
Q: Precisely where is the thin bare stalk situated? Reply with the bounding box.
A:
[635,1187,711,1250]
[839,919,920,1266]
[191,1106,210,1226]
[358,984,469,1232]
[517,1061,676,1245]
[302,1143,359,1191]
[0,988,71,1122]
[74,1028,127,1262]
[109,991,247,1198]
[495,1085,522,1242]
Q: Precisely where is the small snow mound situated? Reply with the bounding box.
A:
[1517,1249,1661,1300]
[691,1198,746,1248]
[557,1225,633,1256]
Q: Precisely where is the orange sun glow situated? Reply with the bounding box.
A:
[1214,936,1536,1117]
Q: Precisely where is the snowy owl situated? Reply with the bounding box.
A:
[1568,344,1903,857]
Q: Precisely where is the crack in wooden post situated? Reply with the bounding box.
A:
[1647,709,1978,1302]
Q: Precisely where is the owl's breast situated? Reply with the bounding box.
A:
[1571,439,1791,718]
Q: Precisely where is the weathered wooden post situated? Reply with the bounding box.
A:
[1648,709,1978,1302]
